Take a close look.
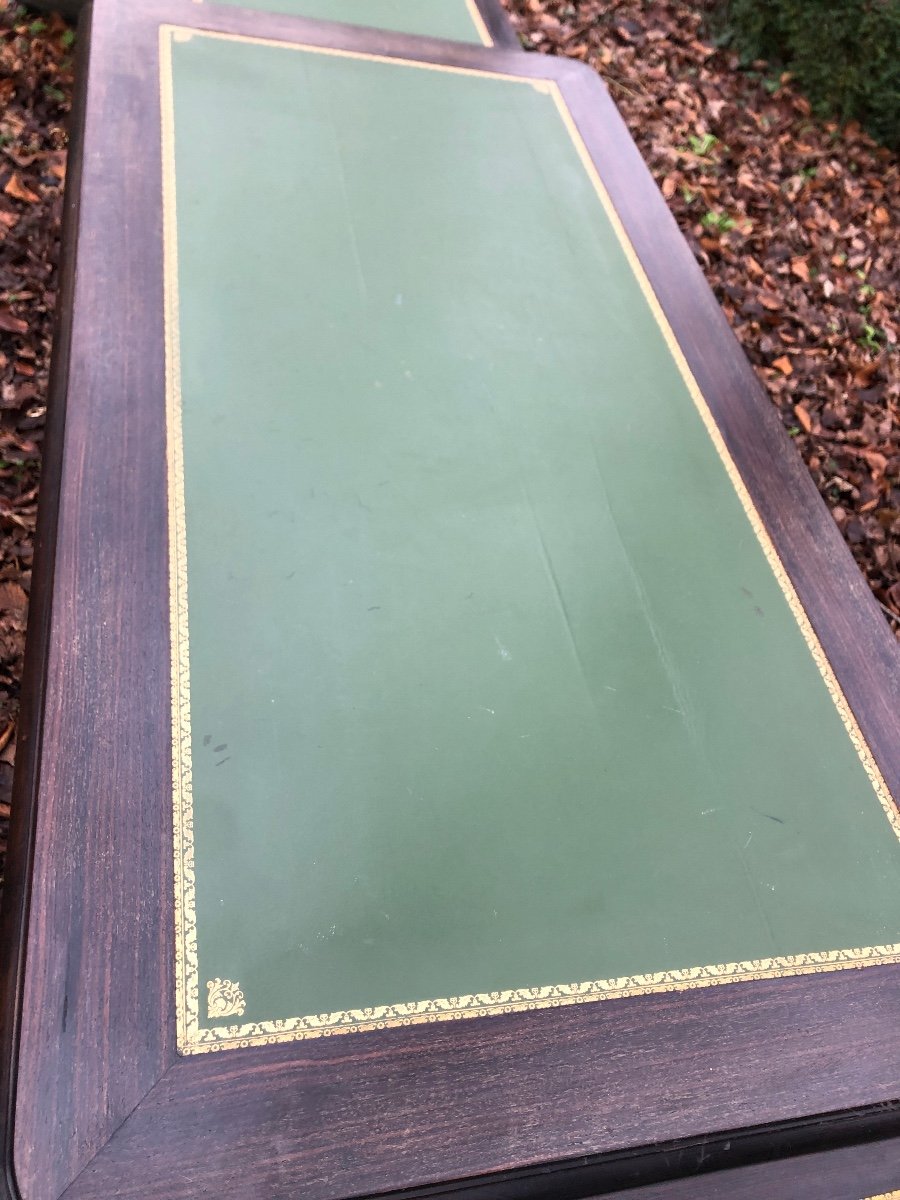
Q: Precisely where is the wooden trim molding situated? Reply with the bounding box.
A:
[472,0,520,49]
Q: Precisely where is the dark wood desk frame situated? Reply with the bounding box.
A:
[0,2,898,1197]
[472,0,520,49]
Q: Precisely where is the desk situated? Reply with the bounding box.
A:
[1,3,898,1197]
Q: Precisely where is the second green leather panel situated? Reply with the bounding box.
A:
[209,0,492,42]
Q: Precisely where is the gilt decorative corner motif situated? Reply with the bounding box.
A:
[206,978,246,1020]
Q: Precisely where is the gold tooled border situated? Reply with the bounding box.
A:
[160,26,900,1055]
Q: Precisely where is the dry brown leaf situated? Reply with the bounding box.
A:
[0,734,15,768]
[0,582,27,615]
[790,257,810,282]
[862,450,888,477]
[3,173,40,204]
[0,308,27,335]
[793,403,812,432]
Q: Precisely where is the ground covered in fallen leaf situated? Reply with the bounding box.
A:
[0,2,897,873]
[0,3,72,855]
[504,0,899,635]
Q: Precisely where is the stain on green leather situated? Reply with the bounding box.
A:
[209,0,487,42]
[169,34,900,1029]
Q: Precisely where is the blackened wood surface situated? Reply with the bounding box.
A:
[55,967,900,1199]
[1,3,898,1199]
[475,0,520,48]
[606,1135,900,1200]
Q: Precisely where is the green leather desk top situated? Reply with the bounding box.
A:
[161,28,900,1055]
[210,0,492,42]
